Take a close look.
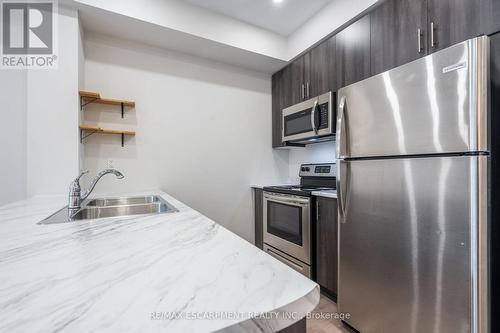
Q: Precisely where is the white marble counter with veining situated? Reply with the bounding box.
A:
[0,190,319,333]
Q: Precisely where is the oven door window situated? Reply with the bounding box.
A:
[267,201,303,246]
[284,109,313,137]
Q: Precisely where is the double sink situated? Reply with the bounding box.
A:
[39,195,178,224]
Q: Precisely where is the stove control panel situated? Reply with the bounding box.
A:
[299,163,336,178]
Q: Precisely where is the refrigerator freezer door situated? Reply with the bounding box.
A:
[336,36,488,159]
[337,155,488,333]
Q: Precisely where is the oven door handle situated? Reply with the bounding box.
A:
[264,193,310,206]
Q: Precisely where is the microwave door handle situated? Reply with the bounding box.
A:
[311,100,318,134]
[337,96,347,158]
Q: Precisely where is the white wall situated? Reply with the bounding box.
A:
[1,5,81,205]
[288,142,336,183]
[69,0,378,69]
[73,0,288,60]
[26,5,80,197]
[82,33,289,242]
[0,70,27,206]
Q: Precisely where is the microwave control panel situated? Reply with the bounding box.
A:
[318,102,329,129]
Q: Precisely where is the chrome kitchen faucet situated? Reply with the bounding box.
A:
[68,169,124,217]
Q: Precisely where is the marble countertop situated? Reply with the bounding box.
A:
[0,190,319,333]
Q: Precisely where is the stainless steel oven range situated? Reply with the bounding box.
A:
[263,163,336,278]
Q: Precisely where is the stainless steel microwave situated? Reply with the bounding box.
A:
[282,91,333,143]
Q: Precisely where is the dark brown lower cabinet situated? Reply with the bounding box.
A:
[315,197,338,297]
[254,188,263,249]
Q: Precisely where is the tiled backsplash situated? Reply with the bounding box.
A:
[288,141,336,182]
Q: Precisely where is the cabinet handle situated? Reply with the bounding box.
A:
[301,84,305,100]
[316,201,320,221]
[417,28,423,53]
[306,82,310,99]
[430,22,436,48]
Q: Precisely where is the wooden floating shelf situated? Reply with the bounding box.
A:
[80,124,135,136]
[80,124,135,147]
[79,91,135,118]
[79,91,135,107]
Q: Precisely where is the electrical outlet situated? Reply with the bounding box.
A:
[107,159,114,169]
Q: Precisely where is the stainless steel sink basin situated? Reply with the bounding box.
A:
[86,195,161,207]
[38,195,178,224]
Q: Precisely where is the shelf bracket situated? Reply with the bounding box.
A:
[121,102,124,118]
[80,97,98,110]
[80,128,99,143]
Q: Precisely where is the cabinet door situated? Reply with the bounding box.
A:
[336,15,371,89]
[271,70,284,148]
[290,55,306,104]
[309,36,337,97]
[254,188,264,249]
[371,0,427,76]
[427,0,482,52]
[316,196,338,296]
[480,0,500,36]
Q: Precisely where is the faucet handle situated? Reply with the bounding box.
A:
[69,170,89,194]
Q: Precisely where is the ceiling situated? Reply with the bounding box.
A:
[182,0,334,36]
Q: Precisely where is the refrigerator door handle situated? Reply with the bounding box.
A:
[337,96,347,158]
[338,160,349,223]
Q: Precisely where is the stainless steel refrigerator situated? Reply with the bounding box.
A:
[336,36,490,333]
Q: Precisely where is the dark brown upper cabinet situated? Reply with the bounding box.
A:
[271,69,285,148]
[309,36,337,97]
[336,14,371,90]
[371,0,487,75]
[427,0,483,52]
[271,37,336,148]
[288,36,337,106]
[272,65,302,148]
[271,0,500,148]
[481,0,500,36]
[371,0,428,76]
[290,54,308,105]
